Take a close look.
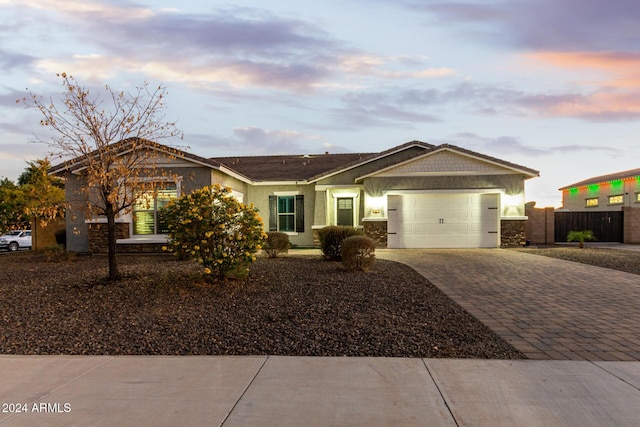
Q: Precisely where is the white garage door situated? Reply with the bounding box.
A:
[387,193,499,248]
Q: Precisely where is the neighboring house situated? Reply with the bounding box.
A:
[51,139,539,253]
[559,168,640,211]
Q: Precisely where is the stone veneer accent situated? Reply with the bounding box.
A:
[88,223,130,253]
[363,220,388,248]
[500,220,526,247]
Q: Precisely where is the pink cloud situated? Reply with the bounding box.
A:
[525,51,640,88]
[548,91,640,120]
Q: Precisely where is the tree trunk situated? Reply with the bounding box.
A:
[105,202,120,280]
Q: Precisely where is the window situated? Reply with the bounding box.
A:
[269,195,304,233]
[608,195,624,205]
[636,193,640,203]
[585,197,598,207]
[278,196,296,232]
[133,183,177,235]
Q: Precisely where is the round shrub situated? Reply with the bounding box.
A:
[341,235,376,271]
[317,226,363,261]
[263,231,290,258]
[161,185,267,281]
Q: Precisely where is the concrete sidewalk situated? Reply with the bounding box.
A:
[1,355,640,426]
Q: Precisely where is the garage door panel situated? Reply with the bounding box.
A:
[387,193,499,248]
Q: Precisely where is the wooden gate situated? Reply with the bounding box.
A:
[554,211,623,242]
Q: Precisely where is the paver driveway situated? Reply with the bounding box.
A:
[378,249,640,361]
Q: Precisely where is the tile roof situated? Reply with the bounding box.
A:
[560,168,640,190]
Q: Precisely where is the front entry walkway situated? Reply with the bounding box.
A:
[378,249,640,361]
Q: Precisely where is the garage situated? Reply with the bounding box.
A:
[387,193,499,248]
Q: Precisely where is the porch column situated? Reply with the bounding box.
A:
[312,189,328,246]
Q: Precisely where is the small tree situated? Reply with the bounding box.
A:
[19,159,65,227]
[0,178,26,233]
[162,185,267,281]
[0,160,64,233]
[22,73,182,280]
[567,230,595,248]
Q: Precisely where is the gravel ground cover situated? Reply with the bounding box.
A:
[511,246,640,275]
[0,251,523,358]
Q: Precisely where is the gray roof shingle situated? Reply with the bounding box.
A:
[212,152,378,182]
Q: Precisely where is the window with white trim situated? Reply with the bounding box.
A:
[133,183,177,235]
[269,194,304,233]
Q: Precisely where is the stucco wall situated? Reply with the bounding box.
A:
[247,184,317,246]
[64,172,90,253]
[363,174,524,194]
[211,170,248,197]
[562,179,640,211]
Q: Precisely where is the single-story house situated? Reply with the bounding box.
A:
[51,139,539,252]
[559,168,640,211]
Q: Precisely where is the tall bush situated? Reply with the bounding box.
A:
[341,235,376,271]
[161,185,266,281]
[317,226,362,261]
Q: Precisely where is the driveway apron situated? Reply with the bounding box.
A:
[378,249,640,361]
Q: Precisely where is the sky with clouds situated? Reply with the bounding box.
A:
[1,0,639,207]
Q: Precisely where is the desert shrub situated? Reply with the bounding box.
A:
[161,185,267,281]
[317,226,363,261]
[341,236,376,271]
[263,231,290,258]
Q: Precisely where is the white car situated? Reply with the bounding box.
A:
[0,230,32,251]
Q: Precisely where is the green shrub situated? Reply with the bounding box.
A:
[341,236,376,270]
[567,230,595,248]
[161,185,267,281]
[317,226,363,261]
[263,231,290,258]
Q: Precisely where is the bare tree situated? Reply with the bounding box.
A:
[22,73,182,280]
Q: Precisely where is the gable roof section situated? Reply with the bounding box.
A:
[559,167,640,190]
[47,138,258,182]
[355,144,539,181]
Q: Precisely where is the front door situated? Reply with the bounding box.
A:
[336,198,354,226]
